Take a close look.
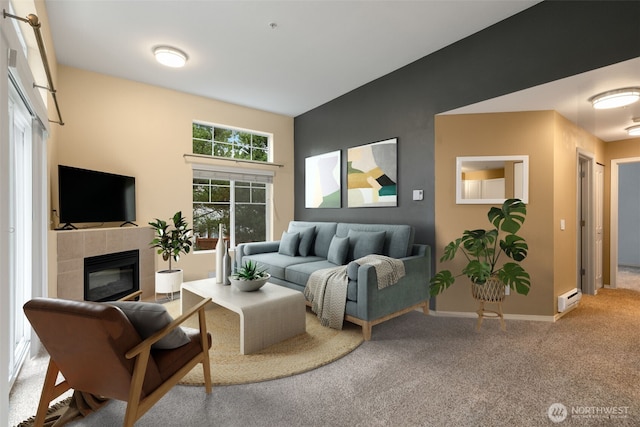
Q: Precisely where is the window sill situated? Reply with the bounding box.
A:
[184,153,283,168]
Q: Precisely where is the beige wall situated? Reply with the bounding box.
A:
[552,113,604,300]
[434,111,605,317]
[53,66,295,287]
[28,0,62,298]
[604,137,640,160]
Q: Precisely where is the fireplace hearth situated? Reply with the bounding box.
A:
[84,249,140,302]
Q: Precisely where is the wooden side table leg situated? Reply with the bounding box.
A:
[498,302,506,331]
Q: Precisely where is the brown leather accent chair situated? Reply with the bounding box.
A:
[23,292,212,426]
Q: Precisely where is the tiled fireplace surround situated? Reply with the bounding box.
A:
[56,227,155,301]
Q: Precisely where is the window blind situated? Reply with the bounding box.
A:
[191,164,274,184]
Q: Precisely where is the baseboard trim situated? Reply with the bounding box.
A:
[552,302,580,320]
[430,310,557,322]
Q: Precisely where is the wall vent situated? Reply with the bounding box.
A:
[558,289,582,313]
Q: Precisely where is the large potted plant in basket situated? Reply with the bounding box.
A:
[149,211,193,298]
[430,198,531,300]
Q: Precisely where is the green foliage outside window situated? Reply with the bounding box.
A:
[192,123,269,250]
[193,123,269,162]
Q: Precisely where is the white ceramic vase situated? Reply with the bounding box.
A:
[215,224,224,284]
[222,241,231,285]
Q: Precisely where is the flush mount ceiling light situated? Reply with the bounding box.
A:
[153,46,188,68]
[589,87,640,109]
[625,124,640,136]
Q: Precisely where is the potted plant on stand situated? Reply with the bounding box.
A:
[429,198,530,330]
[149,211,193,300]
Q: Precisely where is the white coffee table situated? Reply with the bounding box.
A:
[181,278,306,355]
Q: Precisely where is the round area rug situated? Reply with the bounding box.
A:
[164,299,363,386]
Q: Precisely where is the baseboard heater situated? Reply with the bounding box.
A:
[558,289,582,312]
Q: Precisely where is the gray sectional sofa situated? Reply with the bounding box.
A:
[235,221,431,340]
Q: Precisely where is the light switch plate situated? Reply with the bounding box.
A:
[413,190,423,201]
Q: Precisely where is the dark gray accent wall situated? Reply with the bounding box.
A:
[294,1,640,250]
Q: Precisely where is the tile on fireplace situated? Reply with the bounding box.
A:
[57,232,83,261]
[83,230,107,257]
[57,270,83,300]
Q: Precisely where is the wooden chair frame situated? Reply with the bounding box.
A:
[32,291,212,427]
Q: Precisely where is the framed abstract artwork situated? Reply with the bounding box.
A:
[347,138,397,208]
[305,150,341,208]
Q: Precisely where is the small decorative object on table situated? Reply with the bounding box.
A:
[229,260,270,292]
[215,224,225,284]
[429,198,531,330]
[222,239,232,285]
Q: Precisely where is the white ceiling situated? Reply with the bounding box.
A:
[43,1,639,142]
[43,0,540,117]
[443,57,640,142]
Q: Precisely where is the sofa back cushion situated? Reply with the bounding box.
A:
[327,235,350,265]
[347,230,385,260]
[287,224,316,256]
[336,223,414,259]
[288,221,337,258]
[278,231,300,256]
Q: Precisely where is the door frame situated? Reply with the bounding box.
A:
[577,149,596,295]
[610,157,640,288]
[595,162,604,291]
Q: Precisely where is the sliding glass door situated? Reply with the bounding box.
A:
[7,80,33,387]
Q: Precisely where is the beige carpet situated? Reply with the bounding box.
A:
[13,289,640,426]
[164,299,364,386]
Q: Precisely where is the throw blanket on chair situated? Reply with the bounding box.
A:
[304,255,406,330]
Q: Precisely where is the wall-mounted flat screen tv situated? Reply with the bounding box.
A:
[58,165,136,228]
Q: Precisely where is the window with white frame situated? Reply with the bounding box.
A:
[192,123,272,250]
[193,122,269,161]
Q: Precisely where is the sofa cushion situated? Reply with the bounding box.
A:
[337,223,414,258]
[327,235,349,265]
[284,260,336,285]
[347,229,386,260]
[288,224,316,256]
[108,301,190,350]
[278,231,300,256]
[243,253,324,280]
[285,261,357,302]
[152,327,212,382]
[288,221,337,258]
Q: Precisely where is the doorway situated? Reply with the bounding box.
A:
[577,150,603,295]
[611,158,640,291]
[5,75,48,391]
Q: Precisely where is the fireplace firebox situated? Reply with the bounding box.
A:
[84,249,140,302]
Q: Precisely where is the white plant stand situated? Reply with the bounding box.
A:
[155,269,183,301]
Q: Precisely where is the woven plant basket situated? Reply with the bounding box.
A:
[471,276,506,302]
